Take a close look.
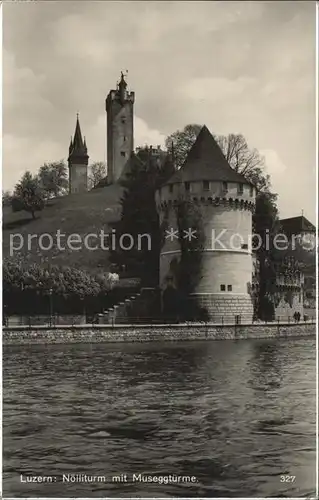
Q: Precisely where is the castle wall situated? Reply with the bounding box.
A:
[106,90,134,183]
[69,164,88,194]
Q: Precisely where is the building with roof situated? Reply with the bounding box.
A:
[156,126,256,322]
[280,215,315,238]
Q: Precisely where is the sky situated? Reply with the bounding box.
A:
[2,1,317,222]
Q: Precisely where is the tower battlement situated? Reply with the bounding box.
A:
[156,179,255,212]
[106,89,135,105]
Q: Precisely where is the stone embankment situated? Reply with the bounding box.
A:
[2,321,315,345]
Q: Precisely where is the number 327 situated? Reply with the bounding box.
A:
[280,475,296,483]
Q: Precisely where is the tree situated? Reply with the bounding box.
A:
[165,124,202,170]
[110,159,161,287]
[2,190,12,206]
[12,171,44,219]
[216,133,269,191]
[3,258,120,315]
[109,150,174,287]
[89,162,107,189]
[38,161,68,198]
[252,191,281,320]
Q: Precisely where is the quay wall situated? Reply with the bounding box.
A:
[2,322,315,345]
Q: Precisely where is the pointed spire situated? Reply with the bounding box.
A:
[68,113,88,162]
[73,113,85,150]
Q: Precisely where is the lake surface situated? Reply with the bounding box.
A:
[3,337,317,498]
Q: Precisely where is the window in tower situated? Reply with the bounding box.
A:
[203,180,210,191]
[238,183,244,195]
[121,151,126,157]
[123,136,127,142]
[220,284,226,291]
[121,117,126,124]
[227,285,232,292]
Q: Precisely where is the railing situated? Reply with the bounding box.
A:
[3,314,316,328]
[3,314,87,328]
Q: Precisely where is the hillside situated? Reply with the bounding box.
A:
[3,184,124,272]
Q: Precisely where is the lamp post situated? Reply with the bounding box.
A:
[3,304,8,327]
[20,283,25,325]
[49,288,53,327]
[80,297,86,324]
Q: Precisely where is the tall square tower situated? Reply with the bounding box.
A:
[105,72,135,183]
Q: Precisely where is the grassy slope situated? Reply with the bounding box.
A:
[3,184,124,272]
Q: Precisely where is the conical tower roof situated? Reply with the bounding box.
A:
[166,125,252,185]
[68,114,88,160]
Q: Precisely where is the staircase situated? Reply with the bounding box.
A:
[98,287,161,324]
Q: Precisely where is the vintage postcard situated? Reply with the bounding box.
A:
[2,1,317,498]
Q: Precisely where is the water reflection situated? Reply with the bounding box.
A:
[3,338,316,498]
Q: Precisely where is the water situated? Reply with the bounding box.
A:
[3,337,316,498]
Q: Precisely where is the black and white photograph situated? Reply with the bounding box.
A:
[1,1,317,498]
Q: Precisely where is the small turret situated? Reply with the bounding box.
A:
[118,71,128,104]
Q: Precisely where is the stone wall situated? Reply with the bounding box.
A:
[191,294,253,322]
[3,322,315,345]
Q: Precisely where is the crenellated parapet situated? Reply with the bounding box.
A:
[156,180,255,213]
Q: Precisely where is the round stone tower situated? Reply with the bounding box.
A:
[155,126,256,322]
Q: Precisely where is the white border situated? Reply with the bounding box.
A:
[315,2,318,498]
[0,3,318,500]
[0,2,3,499]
